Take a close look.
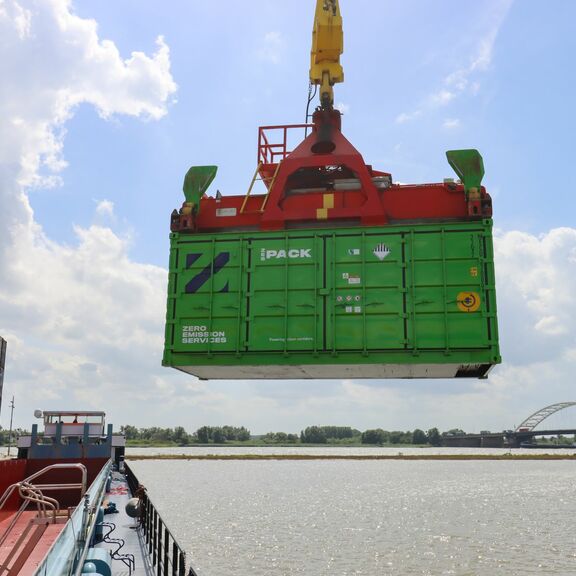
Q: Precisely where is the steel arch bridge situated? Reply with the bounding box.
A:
[515,402,576,432]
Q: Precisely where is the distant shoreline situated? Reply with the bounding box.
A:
[126,453,576,461]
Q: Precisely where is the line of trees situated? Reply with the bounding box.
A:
[300,426,360,443]
[5,424,576,447]
[0,427,27,446]
[299,426,441,445]
[262,432,300,443]
[117,424,442,445]
[120,425,251,445]
[195,426,250,443]
[361,428,440,446]
[120,425,193,445]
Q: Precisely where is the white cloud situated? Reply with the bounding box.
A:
[494,228,576,340]
[334,102,349,114]
[256,31,285,65]
[396,0,513,125]
[439,1,513,98]
[442,118,461,129]
[395,110,422,124]
[430,89,455,106]
[0,0,176,192]
[0,0,178,426]
[95,199,115,219]
[1,1,32,39]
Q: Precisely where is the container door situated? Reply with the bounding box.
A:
[246,235,323,352]
[405,227,492,351]
[170,238,245,353]
[326,231,407,351]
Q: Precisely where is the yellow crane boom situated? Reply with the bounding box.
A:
[309,0,344,110]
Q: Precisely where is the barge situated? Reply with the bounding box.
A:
[0,411,195,576]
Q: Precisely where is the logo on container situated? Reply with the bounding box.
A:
[373,243,391,261]
[182,325,227,344]
[260,248,312,261]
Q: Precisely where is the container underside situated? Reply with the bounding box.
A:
[174,362,494,380]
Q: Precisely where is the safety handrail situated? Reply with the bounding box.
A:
[258,124,313,164]
[125,463,197,576]
[0,463,87,509]
[33,484,88,491]
[21,463,88,495]
[18,483,59,521]
[0,463,88,549]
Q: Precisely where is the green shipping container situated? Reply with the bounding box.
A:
[163,220,500,379]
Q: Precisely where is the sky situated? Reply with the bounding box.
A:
[1,0,575,435]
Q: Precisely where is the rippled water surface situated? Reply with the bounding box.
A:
[125,445,576,456]
[128,455,576,576]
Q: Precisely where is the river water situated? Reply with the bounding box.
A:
[127,448,576,576]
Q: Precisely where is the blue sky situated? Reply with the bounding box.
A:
[32,0,576,264]
[1,0,575,433]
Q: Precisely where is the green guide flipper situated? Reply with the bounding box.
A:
[446,150,484,192]
[183,165,218,209]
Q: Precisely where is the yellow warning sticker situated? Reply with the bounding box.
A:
[457,291,481,312]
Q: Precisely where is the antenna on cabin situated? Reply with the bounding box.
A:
[0,337,6,424]
[7,396,15,457]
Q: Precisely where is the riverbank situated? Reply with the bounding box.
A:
[125,441,426,448]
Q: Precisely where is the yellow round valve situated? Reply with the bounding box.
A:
[457,291,481,313]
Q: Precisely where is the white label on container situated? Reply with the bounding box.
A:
[269,336,313,342]
[345,306,353,313]
[216,207,237,217]
[342,272,349,279]
[348,248,360,256]
[354,306,362,313]
[348,276,361,285]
